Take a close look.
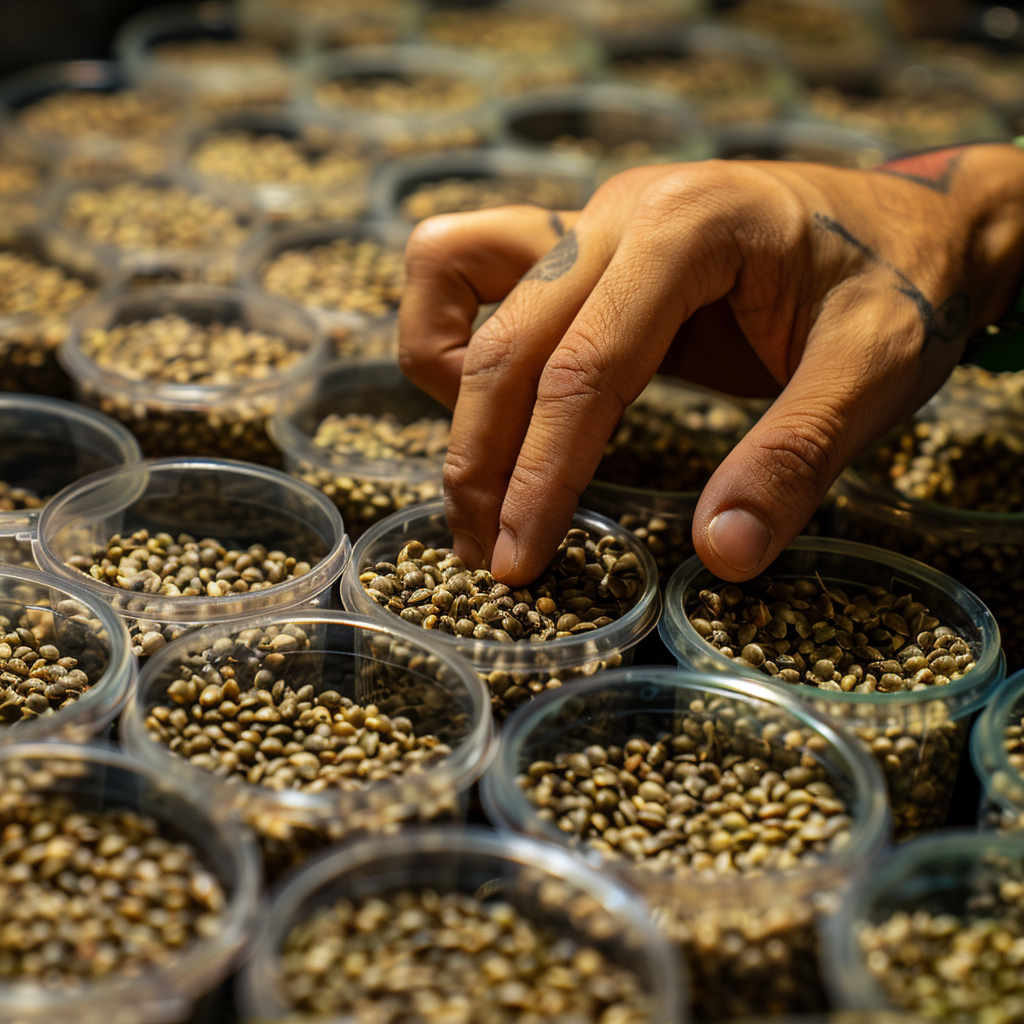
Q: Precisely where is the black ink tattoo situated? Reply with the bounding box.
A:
[812,213,971,354]
[548,211,566,237]
[523,227,578,282]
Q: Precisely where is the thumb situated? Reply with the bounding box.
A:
[692,296,924,580]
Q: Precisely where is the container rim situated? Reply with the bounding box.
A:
[659,535,1004,711]
[57,283,329,409]
[237,824,687,1024]
[120,608,495,816]
[969,667,1024,811]
[0,738,261,1017]
[0,564,137,746]
[481,664,891,903]
[712,116,896,160]
[33,456,350,624]
[820,828,1024,1013]
[341,498,662,670]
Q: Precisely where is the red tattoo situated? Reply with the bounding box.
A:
[877,146,968,193]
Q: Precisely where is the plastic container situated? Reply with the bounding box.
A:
[660,536,1005,840]
[822,831,1024,1018]
[341,499,661,719]
[833,374,1024,674]
[0,145,46,238]
[179,109,375,224]
[500,83,714,181]
[0,228,111,400]
[32,457,350,662]
[714,118,894,167]
[722,0,891,88]
[238,219,409,357]
[0,566,134,744]
[59,285,328,466]
[0,60,186,179]
[121,608,493,878]
[971,669,1024,831]
[420,2,604,96]
[43,173,262,288]
[371,146,596,224]
[0,394,140,569]
[0,741,260,1024]
[608,22,803,126]
[116,1,298,113]
[238,826,687,1023]
[580,377,752,589]
[269,360,448,541]
[482,665,890,1019]
[299,44,501,159]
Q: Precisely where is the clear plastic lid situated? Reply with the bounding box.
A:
[483,665,890,904]
[660,536,1004,715]
[500,82,714,178]
[0,60,187,178]
[342,498,661,675]
[370,145,596,223]
[0,740,260,1024]
[714,117,894,167]
[970,668,1024,819]
[33,456,350,626]
[237,826,687,1024]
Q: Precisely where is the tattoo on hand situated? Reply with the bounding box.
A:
[523,228,578,283]
[813,213,971,353]
[548,211,566,237]
[876,147,966,195]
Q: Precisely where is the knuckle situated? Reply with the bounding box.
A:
[461,327,513,384]
[442,444,478,496]
[403,215,462,269]
[536,327,626,412]
[747,416,837,500]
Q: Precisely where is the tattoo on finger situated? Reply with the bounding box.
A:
[523,228,578,283]
[548,211,566,237]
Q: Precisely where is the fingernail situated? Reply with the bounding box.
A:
[452,531,486,569]
[490,528,517,580]
[707,509,771,574]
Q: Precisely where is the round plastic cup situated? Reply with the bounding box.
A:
[481,665,890,1020]
[0,393,140,569]
[722,0,891,88]
[607,22,803,126]
[121,608,493,879]
[43,173,262,288]
[580,377,752,588]
[0,740,260,1024]
[299,44,501,159]
[59,284,328,466]
[660,536,1005,840]
[116,1,298,114]
[419,2,604,96]
[371,146,596,224]
[714,117,894,167]
[0,566,134,744]
[0,60,186,179]
[833,371,1024,675]
[237,826,687,1023]
[500,82,713,181]
[237,219,409,356]
[821,830,1024,1017]
[971,668,1024,831]
[341,499,661,719]
[269,360,448,541]
[178,109,376,224]
[32,457,350,661]
[0,228,112,400]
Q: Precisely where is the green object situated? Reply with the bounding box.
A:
[962,136,1024,371]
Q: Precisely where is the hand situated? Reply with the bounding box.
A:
[399,144,1024,585]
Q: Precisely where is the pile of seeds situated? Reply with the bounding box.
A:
[361,531,644,641]
[279,889,652,1023]
[67,529,314,599]
[259,236,404,316]
[312,412,450,461]
[0,792,225,985]
[0,157,42,195]
[61,182,251,251]
[689,576,976,694]
[152,38,284,68]
[79,314,304,385]
[0,481,45,512]
[613,52,771,103]
[424,10,580,55]
[399,175,585,222]
[191,131,370,188]
[548,133,656,161]
[858,862,1024,1022]
[145,634,452,792]
[17,89,180,141]
[0,250,96,321]
[726,0,865,46]
[315,73,482,114]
